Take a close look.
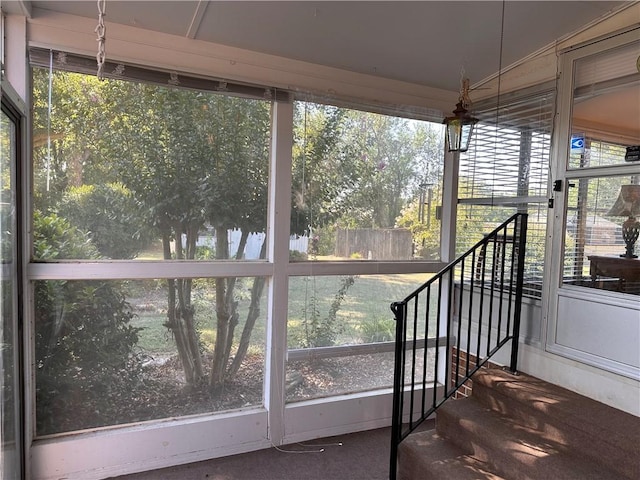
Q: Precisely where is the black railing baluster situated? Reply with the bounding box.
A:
[466,250,475,378]
[390,301,404,480]
[409,296,419,429]
[506,223,518,336]
[510,216,528,373]
[455,258,465,386]
[445,269,454,396]
[476,242,488,368]
[433,278,443,410]
[495,227,508,352]
[420,285,431,418]
[402,301,408,416]
[486,237,498,356]
[389,214,528,480]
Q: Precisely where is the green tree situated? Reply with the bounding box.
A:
[395,187,442,259]
[291,103,444,245]
[33,211,143,435]
[57,182,155,259]
[101,82,272,386]
[32,69,112,211]
[31,70,446,393]
[32,70,273,387]
[291,103,355,236]
[337,112,444,229]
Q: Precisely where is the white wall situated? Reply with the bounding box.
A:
[472,3,640,97]
[3,14,28,101]
[455,285,640,416]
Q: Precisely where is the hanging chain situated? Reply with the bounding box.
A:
[459,78,472,109]
[95,0,107,80]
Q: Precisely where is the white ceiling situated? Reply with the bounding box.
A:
[7,0,628,93]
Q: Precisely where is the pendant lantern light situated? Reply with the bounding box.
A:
[443,78,478,153]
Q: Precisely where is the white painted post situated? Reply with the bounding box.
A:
[437,149,459,390]
[264,97,293,446]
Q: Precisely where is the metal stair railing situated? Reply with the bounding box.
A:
[389,213,528,480]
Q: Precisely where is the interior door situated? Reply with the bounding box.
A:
[1,94,24,479]
[545,29,640,379]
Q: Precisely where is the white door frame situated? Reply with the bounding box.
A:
[543,27,640,379]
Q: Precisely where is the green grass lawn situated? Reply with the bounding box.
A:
[130,273,435,356]
[130,314,175,354]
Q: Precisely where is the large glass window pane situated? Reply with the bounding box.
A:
[35,277,266,436]
[32,68,271,261]
[1,105,20,478]
[563,174,640,294]
[569,40,640,170]
[458,88,554,296]
[290,102,444,261]
[286,274,436,402]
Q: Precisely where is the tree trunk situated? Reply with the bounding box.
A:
[228,277,265,376]
[162,230,193,383]
[222,230,249,366]
[68,149,89,187]
[182,225,203,380]
[210,226,231,386]
[228,239,267,376]
[176,276,204,382]
[163,225,204,384]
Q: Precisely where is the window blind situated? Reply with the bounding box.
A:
[29,47,291,102]
[457,84,555,295]
[29,47,444,122]
[563,141,637,288]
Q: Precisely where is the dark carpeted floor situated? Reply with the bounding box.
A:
[111,423,433,480]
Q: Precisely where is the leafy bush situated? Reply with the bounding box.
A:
[314,225,337,257]
[289,250,308,261]
[56,182,154,259]
[195,245,216,260]
[34,212,144,434]
[298,276,356,348]
[359,316,396,343]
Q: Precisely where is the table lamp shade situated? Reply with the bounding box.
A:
[607,184,640,217]
[607,184,640,258]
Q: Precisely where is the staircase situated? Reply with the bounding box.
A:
[397,367,640,480]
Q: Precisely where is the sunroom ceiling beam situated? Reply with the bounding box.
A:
[186,0,208,39]
[1,0,32,17]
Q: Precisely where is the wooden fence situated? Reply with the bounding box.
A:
[334,228,412,260]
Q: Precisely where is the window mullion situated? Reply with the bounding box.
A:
[265,99,293,446]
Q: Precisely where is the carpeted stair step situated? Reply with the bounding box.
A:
[436,396,621,480]
[470,368,640,479]
[398,429,506,480]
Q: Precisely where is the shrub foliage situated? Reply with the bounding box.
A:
[34,212,144,434]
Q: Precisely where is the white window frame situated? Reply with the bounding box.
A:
[23,43,454,480]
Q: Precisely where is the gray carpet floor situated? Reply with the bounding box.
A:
[110,423,428,480]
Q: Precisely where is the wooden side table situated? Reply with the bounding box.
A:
[588,255,640,293]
